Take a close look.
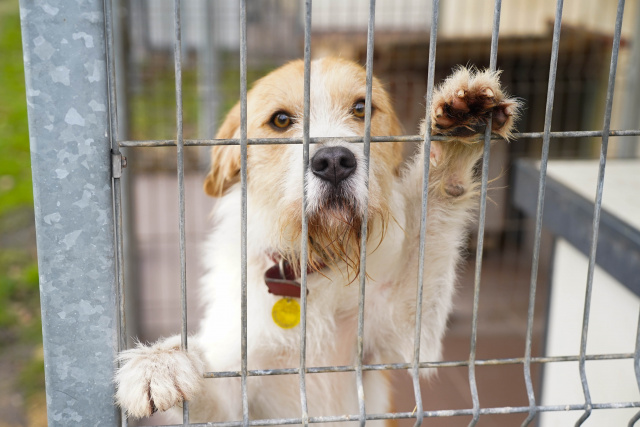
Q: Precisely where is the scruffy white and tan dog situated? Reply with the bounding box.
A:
[115,57,519,423]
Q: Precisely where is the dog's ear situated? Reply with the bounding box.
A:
[204,103,242,197]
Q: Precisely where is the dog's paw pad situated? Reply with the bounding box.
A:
[491,102,515,131]
[430,67,519,140]
[432,86,501,135]
[115,343,203,419]
[442,173,466,198]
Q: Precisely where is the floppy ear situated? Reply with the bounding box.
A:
[204,103,242,197]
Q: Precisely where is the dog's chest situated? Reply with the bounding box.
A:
[305,271,398,365]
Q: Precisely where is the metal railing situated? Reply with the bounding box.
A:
[20,0,640,425]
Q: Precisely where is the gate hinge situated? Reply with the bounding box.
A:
[111,152,127,179]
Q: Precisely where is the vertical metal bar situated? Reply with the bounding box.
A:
[105,0,120,151]
[467,2,502,426]
[521,0,564,425]
[575,1,626,424]
[240,1,250,426]
[19,0,120,423]
[198,0,220,157]
[106,0,124,355]
[112,172,127,424]
[104,0,128,424]
[112,0,140,356]
[356,1,376,425]
[172,0,190,423]
[619,0,640,157]
[299,1,312,426]
[200,0,218,139]
[411,1,440,425]
[629,310,640,427]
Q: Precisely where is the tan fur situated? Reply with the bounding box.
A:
[203,103,242,197]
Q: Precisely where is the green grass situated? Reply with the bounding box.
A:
[0,0,32,218]
[0,0,40,338]
[128,55,277,143]
[218,62,278,126]
[129,62,200,141]
[0,0,39,333]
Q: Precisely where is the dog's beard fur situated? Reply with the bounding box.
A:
[278,194,388,283]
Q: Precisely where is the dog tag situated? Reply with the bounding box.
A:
[272,298,300,329]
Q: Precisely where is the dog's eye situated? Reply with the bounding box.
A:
[271,112,292,129]
[352,100,366,119]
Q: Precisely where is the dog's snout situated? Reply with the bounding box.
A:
[311,147,357,186]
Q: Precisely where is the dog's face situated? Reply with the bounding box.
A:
[204,57,403,272]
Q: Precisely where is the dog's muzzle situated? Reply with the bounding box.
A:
[310,147,356,187]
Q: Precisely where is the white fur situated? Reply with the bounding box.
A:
[114,60,507,424]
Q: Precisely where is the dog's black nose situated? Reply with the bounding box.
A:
[311,147,357,186]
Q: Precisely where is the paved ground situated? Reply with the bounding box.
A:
[393,246,548,427]
[129,173,550,426]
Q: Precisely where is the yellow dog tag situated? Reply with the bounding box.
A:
[272,298,300,329]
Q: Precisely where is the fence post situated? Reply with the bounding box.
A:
[19,0,120,425]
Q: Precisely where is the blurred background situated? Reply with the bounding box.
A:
[2,0,639,426]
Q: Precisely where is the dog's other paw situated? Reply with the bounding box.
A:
[428,67,520,141]
[115,338,204,419]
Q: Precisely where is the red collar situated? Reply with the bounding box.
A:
[264,256,325,298]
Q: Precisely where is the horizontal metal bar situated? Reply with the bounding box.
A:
[203,352,634,378]
[138,401,640,427]
[118,130,640,147]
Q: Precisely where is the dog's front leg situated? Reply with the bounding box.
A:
[393,66,521,372]
[115,335,206,419]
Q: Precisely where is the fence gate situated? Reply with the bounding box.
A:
[19,0,640,426]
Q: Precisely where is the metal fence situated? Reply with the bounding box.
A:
[19,0,640,426]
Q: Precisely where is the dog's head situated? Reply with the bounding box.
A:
[204,57,403,275]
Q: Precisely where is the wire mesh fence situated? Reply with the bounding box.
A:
[19,0,640,426]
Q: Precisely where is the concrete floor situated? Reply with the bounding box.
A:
[129,173,550,426]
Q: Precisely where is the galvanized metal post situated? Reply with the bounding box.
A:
[19,0,120,425]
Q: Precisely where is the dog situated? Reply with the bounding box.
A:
[115,57,519,423]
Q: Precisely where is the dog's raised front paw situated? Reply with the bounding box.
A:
[430,67,520,140]
[115,340,204,419]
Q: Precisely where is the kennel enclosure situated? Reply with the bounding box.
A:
[19,0,640,425]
